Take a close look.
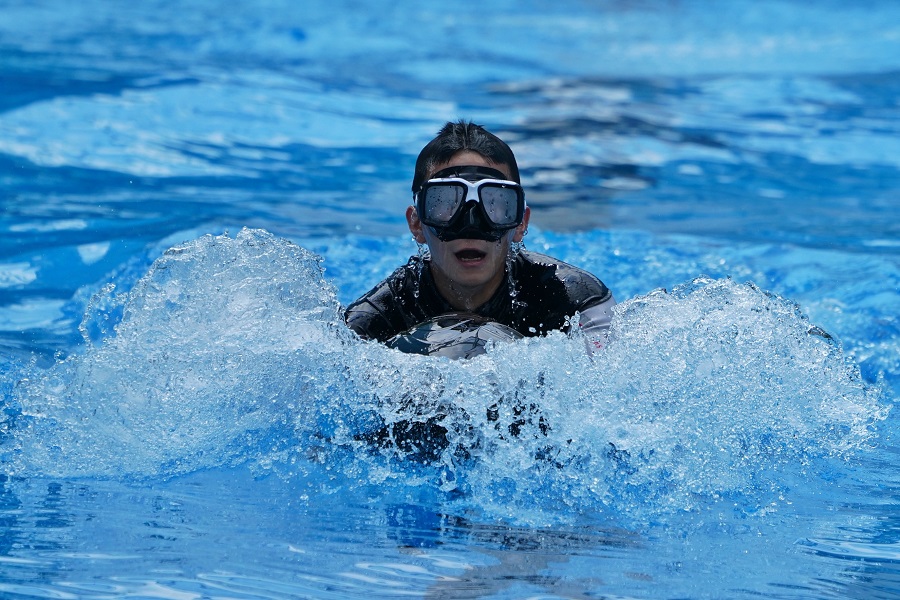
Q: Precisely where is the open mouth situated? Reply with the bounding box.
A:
[454,249,487,262]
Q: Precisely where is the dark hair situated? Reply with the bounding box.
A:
[411,120,520,193]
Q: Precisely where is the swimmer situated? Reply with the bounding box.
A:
[345,120,616,349]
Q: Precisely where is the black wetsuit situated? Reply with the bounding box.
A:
[345,250,615,343]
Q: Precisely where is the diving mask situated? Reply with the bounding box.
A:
[415,165,525,242]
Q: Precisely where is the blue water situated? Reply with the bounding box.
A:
[2,1,899,598]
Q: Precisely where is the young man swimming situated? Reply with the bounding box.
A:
[345,120,616,348]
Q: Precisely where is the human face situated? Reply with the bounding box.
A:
[406,151,530,310]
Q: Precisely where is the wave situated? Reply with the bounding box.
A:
[4,228,888,524]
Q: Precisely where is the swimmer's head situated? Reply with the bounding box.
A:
[405,123,530,311]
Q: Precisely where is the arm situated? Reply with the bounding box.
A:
[578,294,616,352]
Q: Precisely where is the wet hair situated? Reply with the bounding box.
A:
[411,120,520,194]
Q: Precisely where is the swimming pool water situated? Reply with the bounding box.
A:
[1,1,899,598]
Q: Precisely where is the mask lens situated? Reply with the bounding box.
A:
[422,183,466,225]
[479,185,520,228]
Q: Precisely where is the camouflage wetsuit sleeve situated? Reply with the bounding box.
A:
[516,251,616,345]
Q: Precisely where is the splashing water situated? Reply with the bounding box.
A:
[5,229,887,525]
[8,229,352,478]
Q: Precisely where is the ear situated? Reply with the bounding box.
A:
[512,206,531,243]
[406,205,427,244]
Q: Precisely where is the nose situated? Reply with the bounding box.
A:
[459,199,483,228]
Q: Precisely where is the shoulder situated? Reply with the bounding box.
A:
[517,250,612,305]
[344,258,421,342]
